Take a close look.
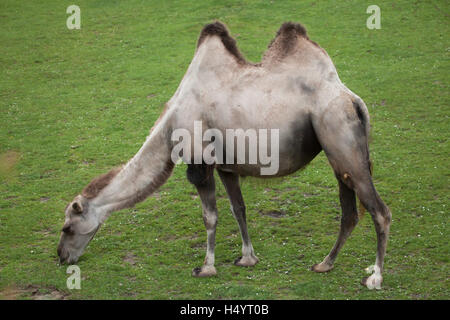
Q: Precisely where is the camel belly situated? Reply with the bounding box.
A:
[215,115,322,177]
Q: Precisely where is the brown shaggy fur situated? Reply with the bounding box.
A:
[197,21,320,66]
[197,21,248,65]
[149,103,170,135]
[81,159,174,210]
[266,22,310,58]
[277,22,308,37]
[82,167,122,199]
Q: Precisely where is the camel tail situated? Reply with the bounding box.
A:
[352,97,370,139]
[351,96,372,220]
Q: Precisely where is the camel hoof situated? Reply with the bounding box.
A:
[192,265,217,277]
[311,262,334,273]
[234,255,259,267]
[361,264,383,289]
[361,274,383,290]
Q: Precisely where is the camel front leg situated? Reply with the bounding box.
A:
[188,164,218,277]
[218,170,259,267]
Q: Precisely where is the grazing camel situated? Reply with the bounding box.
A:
[57,21,391,289]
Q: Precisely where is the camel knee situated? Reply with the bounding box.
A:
[371,204,391,232]
[383,207,392,225]
[203,210,217,229]
[355,183,390,224]
[377,209,391,228]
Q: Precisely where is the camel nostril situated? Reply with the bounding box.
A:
[59,251,69,264]
[57,244,69,264]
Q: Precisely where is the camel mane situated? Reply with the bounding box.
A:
[82,166,122,199]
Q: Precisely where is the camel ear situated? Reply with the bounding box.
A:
[72,201,83,214]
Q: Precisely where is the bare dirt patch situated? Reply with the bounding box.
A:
[123,252,137,266]
[0,150,20,181]
[1,284,67,300]
[39,197,50,203]
[190,241,206,249]
[303,192,318,198]
[259,209,287,218]
[37,227,53,237]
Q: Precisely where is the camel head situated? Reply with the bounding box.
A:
[57,195,100,264]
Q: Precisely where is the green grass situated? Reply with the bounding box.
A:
[0,0,449,300]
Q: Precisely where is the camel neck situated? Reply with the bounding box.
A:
[91,125,174,220]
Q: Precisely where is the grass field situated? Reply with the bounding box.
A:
[0,0,448,300]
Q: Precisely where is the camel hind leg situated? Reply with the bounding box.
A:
[311,95,392,289]
[311,178,359,273]
[353,174,391,289]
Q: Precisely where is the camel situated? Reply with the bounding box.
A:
[57,21,391,290]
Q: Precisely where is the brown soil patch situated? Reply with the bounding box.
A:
[1,284,67,300]
[0,150,20,180]
[123,252,137,266]
[259,209,287,218]
[39,197,50,203]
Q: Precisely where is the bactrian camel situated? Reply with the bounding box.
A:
[58,21,392,289]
